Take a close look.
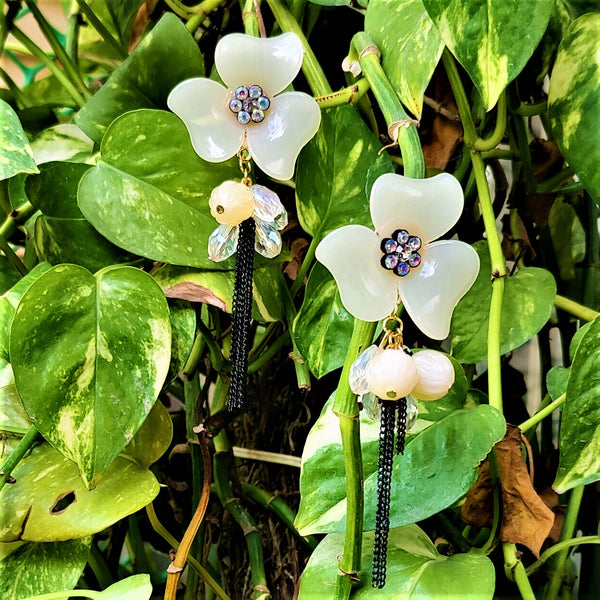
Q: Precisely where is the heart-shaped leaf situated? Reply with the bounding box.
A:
[0,538,91,600]
[554,316,600,492]
[450,242,556,364]
[422,0,555,110]
[10,264,171,488]
[293,264,355,378]
[78,109,240,268]
[1,439,159,542]
[549,13,600,203]
[76,13,204,143]
[0,99,38,181]
[365,0,444,119]
[298,527,495,599]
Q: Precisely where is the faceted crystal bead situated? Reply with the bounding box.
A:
[349,344,380,395]
[208,224,239,262]
[252,185,287,228]
[255,219,282,258]
[406,397,418,431]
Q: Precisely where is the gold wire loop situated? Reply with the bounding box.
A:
[381,314,404,350]
[237,139,253,187]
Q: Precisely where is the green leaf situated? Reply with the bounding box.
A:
[0,99,38,181]
[0,538,91,600]
[78,109,239,268]
[554,316,600,492]
[30,124,94,165]
[293,264,355,378]
[547,365,569,401]
[296,105,393,242]
[298,527,495,599]
[296,398,505,535]
[153,263,286,322]
[167,300,196,384]
[450,242,557,363]
[76,14,204,143]
[90,0,146,45]
[96,574,152,600]
[569,321,591,360]
[365,0,444,119]
[1,440,159,542]
[422,0,555,110]
[10,264,171,488]
[548,13,600,203]
[548,196,585,282]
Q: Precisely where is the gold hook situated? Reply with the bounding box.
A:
[381,313,404,350]
[237,136,253,187]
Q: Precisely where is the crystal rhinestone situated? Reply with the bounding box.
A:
[382,238,397,253]
[248,85,262,99]
[349,344,380,395]
[395,262,410,277]
[235,85,249,100]
[229,98,242,113]
[394,229,409,244]
[382,254,399,270]
[408,252,421,267]
[408,236,422,251]
[237,111,251,125]
[256,96,270,111]
[242,98,253,111]
[251,109,265,123]
[399,245,411,261]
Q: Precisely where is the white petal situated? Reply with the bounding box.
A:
[167,78,243,162]
[398,240,479,339]
[246,92,320,180]
[215,32,304,95]
[316,225,398,322]
[370,172,464,244]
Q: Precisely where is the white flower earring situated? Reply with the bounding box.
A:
[168,32,320,411]
[317,172,479,588]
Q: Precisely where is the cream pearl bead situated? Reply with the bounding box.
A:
[365,348,418,400]
[209,181,255,226]
[411,350,455,401]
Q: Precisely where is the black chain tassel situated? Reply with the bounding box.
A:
[396,397,407,455]
[372,399,397,589]
[228,217,255,412]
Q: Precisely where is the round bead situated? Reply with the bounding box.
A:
[411,350,455,401]
[209,180,255,226]
[251,109,265,123]
[235,86,249,100]
[382,254,399,270]
[249,85,262,99]
[408,252,421,267]
[408,236,422,251]
[237,111,251,125]
[229,98,242,113]
[256,96,270,111]
[365,348,418,400]
[395,262,410,277]
[394,229,409,244]
[382,238,398,253]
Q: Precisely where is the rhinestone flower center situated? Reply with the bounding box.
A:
[229,84,271,125]
[380,229,422,277]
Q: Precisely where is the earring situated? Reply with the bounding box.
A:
[167,32,320,411]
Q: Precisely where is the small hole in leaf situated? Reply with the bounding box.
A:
[50,491,76,514]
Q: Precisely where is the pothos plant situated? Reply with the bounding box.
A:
[0,0,599,599]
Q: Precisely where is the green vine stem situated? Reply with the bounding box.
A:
[247,330,289,374]
[554,295,599,322]
[527,535,600,576]
[265,0,331,97]
[472,92,507,152]
[544,485,585,600]
[74,0,127,60]
[241,482,319,550]
[23,0,90,98]
[351,32,425,179]
[519,393,566,434]
[315,78,370,110]
[242,0,260,37]
[503,542,537,600]
[9,26,87,108]
[331,319,376,600]
[146,502,232,600]
[0,425,39,492]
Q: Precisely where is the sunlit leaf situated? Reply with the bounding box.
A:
[0,99,38,181]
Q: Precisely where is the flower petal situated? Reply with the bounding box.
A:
[215,32,304,95]
[208,224,239,262]
[167,78,243,162]
[316,225,398,322]
[398,240,479,339]
[370,173,464,244]
[246,92,320,180]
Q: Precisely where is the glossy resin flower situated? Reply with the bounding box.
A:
[315,173,480,339]
[208,180,288,262]
[167,32,321,181]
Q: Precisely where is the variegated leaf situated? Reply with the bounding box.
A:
[10,264,171,488]
[365,0,444,119]
[422,0,555,110]
[0,99,38,181]
[548,13,600,203]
